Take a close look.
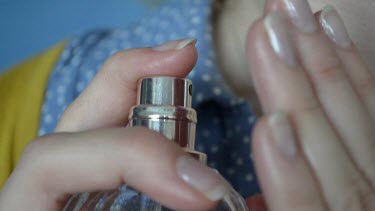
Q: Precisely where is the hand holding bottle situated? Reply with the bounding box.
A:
[0,39,231,211]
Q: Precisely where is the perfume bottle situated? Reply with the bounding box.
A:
[63,77,249,211]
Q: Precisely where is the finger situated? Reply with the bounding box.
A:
[246,194,269,211]
[276,0,375,192]
[318,6,375,121]
[0,127,229,211]
[247,11,375,210]
[253,114,327,211]
[56,39,198,132]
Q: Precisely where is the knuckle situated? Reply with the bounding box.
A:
[334,179,375,211]
[106,50,129,67]
[100,49,142,90]
[21,137,45,160]
[20,134,60,168]
[312,62,344,84]
[283,189,323,210]
[293,102,321,118]
[356,76,375,98]
[104,49,146,72]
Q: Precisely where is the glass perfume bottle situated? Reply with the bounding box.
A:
[63,77,249,211]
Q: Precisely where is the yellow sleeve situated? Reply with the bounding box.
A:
[0,43,65,188]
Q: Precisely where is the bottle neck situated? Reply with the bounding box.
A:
[128,77,207,164]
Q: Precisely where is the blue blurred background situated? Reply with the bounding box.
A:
[0,0,153,72]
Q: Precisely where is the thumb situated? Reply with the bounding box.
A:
[56,38,198,132]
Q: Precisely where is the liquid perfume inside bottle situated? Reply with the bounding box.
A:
[63,77,249,211]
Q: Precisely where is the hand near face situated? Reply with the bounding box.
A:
[247,0,375,210]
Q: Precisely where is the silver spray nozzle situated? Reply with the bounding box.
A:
[137,77,193,107]
[128,76,206,162]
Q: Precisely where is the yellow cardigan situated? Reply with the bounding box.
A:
[0,43,64,188]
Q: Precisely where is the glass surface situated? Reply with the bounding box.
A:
[63,184,249,211]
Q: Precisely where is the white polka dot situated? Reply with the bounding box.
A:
[188,29,197,37]
[85,71,95,80]
[195,92,204,102]
[201,74,211,82]
[57,85,66,94]
[209,161,217,168]
[57,96,65,106]
[61,50,70,60]
[230,99,237,106]
[237,98,245,103]
[41,104,48,113]
[236,158,243,166]
[226,168,235,175]
[210,145,219,153]
[235,124,241,132]
[39,128,46,136]
[202,129,211,137]
[71,57,81,67]
[204,33,212,41]
[188,7,198,15]
[213,87,222,96]
[191,16,201,24]
[243,136,250,144]
[135,26,145,35]
[76,81,85,92]
[46,90,53,99]
[197,144,205,152]
[245,174,254,181]
[204,59,213,67]
[248,116,256,124]
[44,114,53,124]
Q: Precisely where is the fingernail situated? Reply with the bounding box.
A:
[176,155,230,201]
[283,0,318,33]
[320,5,352,49]
[152,38,197,51]
[264,12,297,67]
[268,112,297,159]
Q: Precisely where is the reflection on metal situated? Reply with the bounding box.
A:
[129,77,206,163]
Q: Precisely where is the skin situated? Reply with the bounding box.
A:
[1,0,375,210]
[216,0,375,99]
